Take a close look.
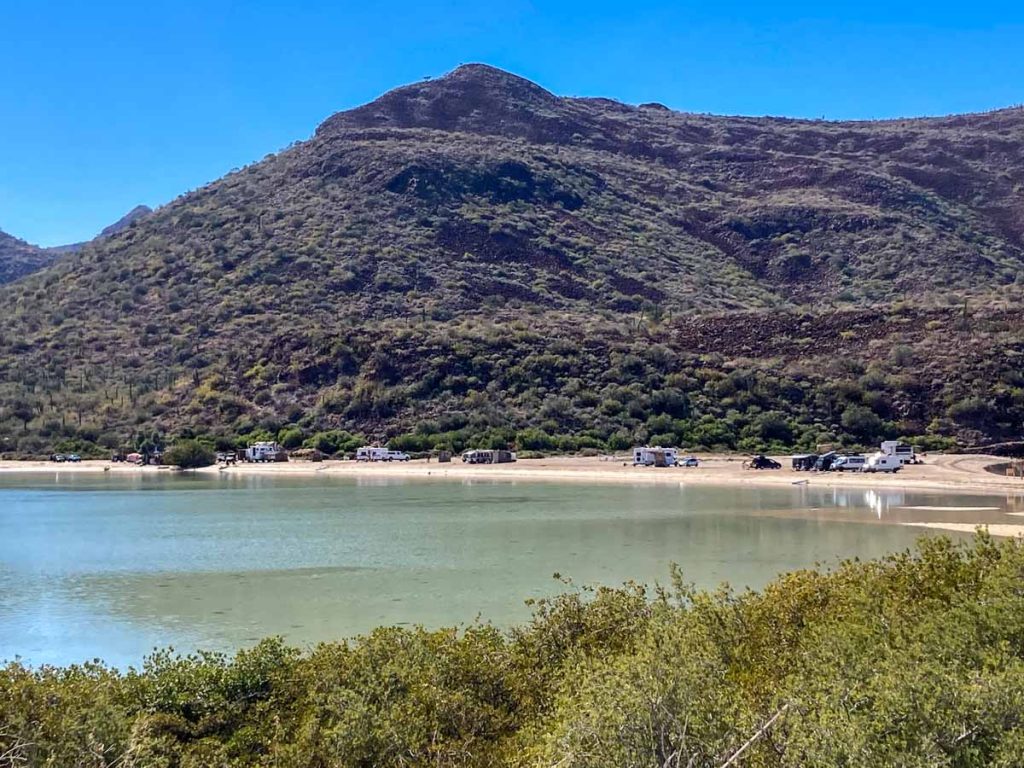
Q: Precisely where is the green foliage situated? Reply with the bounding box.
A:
[164,439,216,469]
[4,534,1024,766]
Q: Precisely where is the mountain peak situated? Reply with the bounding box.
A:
[316,63,563,139]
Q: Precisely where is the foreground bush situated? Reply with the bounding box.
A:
[164,439,216,469]
[2,533,1024,766]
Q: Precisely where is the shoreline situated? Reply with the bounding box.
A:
[3,454,1023,536]
[2,453,1020,490]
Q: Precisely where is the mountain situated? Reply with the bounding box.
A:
[0,230,62,284]
[0,64,1021,456]
[97,205,153,239]
[0,205,152,283]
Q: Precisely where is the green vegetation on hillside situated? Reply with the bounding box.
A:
[4,533,1024,766]
[1,65,1022,453]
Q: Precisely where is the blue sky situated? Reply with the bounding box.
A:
[2,1,1022,246]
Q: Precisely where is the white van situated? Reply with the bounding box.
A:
[356,446,388,462]
[832,455,866,472]
[863,452,902,473]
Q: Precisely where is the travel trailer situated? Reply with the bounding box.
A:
[880,441,917,465]
[356,446,389,462]
[632,446,678,467]
[461,449,517,464]
[863,452,902,473]
[245,442,287,463]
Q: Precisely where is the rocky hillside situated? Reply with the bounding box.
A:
[0,231,61,284]
[0,65,1021,455]
[0,205,152,284]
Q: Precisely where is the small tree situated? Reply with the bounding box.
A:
[165,439,215,469]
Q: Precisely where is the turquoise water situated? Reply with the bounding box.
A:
[0,472,1019,667]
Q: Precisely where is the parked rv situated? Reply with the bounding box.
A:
[462,449,516,464]
[356,446,389,462]
[832,455,867,472]
[632,446,679,467]
[792,454,818,471]
[863,452,902,473]
[880,441,918,465]
[245,442,287,463]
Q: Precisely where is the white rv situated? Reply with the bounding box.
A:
[245,441,286,463]
[356,446,389,462]
[863,452,902,473]
[632,446,679,467]
[880,441,917,465]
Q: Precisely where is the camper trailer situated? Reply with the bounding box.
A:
[461,449,517,464]
[245,442,287,463]
[880,441,917,465]
[356,446,389,462]
[632,446,679,467]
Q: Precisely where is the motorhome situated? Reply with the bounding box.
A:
[863,452,902,473]
[880,441,917,465]
[632,446,678,467]
[462,449,517,464]
[245,442,287,463]
[831,455,866,472]
[356,446,389,462]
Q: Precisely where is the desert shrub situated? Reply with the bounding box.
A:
[164,440,215,469]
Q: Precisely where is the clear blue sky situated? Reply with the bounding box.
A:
[3,0,1022,246]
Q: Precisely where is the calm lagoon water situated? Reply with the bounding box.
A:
[1,472,1021,667]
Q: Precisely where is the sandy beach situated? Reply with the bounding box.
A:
[3,453,1022,536]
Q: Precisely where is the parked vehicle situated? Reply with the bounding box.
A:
[356,446,389,462]
[880,441,918,465]
[385,450,411,462]
[863,452,902,473]
[216,451,238,465]
[679,456,700,467]
[791,454,818,471]
[832,455,867,472]
[745,455,781,470]
[814,451,839,471]
[462,449,517,464]
[244,442,287,463]
[632,446,679,467]
[50,453,66,462]
[66,454,81,463]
